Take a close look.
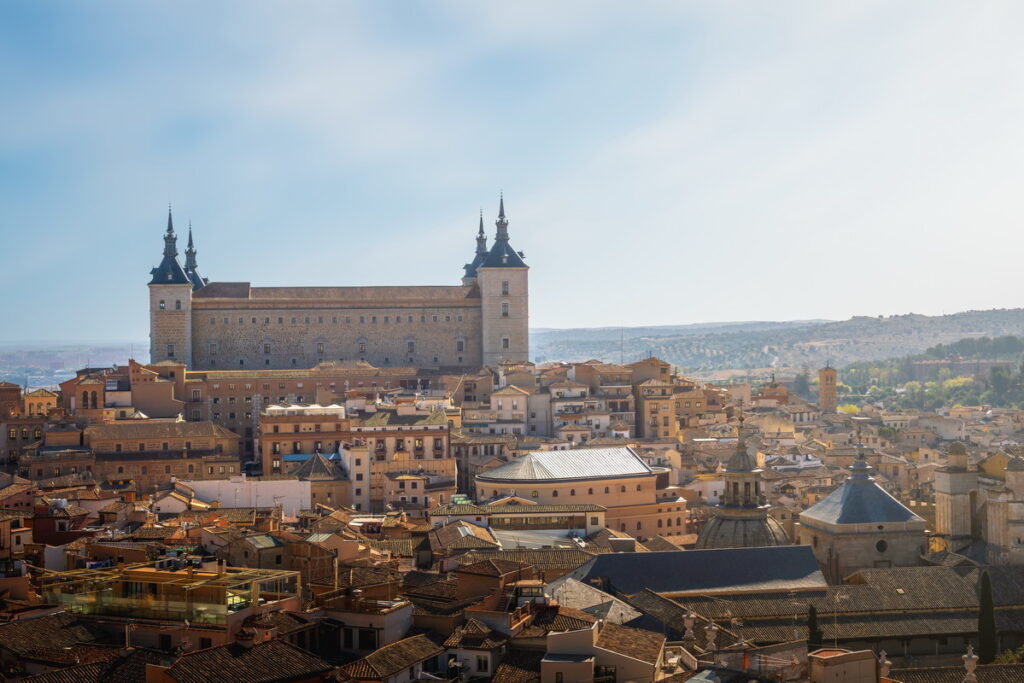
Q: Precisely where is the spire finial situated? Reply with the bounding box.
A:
[166,204,174,234]
[478,209,484,236]
[495,192,509,241]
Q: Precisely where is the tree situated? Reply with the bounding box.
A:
[807,604,823,651]
[990,366,1011,400]
[979,569,997,664]
[794,371,810,398]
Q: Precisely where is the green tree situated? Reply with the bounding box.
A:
[990,366,1011,400]
[979,569,997,664]
[794,371,810,398]
[807,604,823,651]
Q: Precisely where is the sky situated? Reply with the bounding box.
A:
[2,1,1024,342]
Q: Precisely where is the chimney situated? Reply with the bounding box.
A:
[235,628,256,649]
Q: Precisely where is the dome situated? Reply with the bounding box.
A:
[694,513,790,550]
[801,458,923,527]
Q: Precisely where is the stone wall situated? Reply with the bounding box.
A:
[149,284,193,366]
[190,303,483,370]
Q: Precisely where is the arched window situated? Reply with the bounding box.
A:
[570,489,575,496]
[531,490,539,498]
[159,300,166,310]
[676,517,682,526]
[636,484,642,491]
[636,522,642,530]
[657,519,663,528]
[588,488,594,495]
[552,490,558,497]
[620,485,626,493]
[175,300,182,310]
[619,523,626,531]
[90,392,97,409]
[81,391,89,410]
[666,518,672,527]
[604,487,610,494]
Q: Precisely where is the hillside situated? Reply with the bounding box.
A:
[530,309,1024,374]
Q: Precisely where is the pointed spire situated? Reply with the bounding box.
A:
[185,220,198,272]
[151,206,190,285]
[475,210,488,256]
[495,193,509,241]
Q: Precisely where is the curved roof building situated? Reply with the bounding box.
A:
[694,427,789,550]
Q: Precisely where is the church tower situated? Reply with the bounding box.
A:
[149,207,194,367]
[477,195,529,366]
[934,441,977,548]
[818,365,838,413]
[461,211,488,285]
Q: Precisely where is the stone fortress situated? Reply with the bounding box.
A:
[149,196,528,371]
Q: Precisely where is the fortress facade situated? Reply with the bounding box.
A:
[148,197,528,371]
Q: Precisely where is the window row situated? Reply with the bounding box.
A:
[206,313,465,325]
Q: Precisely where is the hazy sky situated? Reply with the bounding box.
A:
[2,2,1024,342]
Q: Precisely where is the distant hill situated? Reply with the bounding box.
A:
[530,309,1024,373]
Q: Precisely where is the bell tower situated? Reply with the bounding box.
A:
[818,365,838,413]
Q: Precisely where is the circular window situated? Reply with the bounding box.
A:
[876,540,888,553]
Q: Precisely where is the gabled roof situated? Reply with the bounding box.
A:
[595,622,664,665]
[165,639,332,683]
[340,634,444,680]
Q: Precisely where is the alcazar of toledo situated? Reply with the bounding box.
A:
[149,196,528,371]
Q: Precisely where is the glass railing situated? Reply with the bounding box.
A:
[44,592,231,624]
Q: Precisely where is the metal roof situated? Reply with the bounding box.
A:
[476,447,651,483]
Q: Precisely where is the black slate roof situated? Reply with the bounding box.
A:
[567,545,826,597]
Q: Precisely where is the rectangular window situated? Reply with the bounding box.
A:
[264,343,271,354]
[166,343,175,358]
[502,337,510,350]
[501,280,509,295]
[317,342,325,354]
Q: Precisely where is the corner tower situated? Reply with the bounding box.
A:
[462,211,489,285]
[183,221,208,291]
[476,194,529,366]
[149,207,194,367]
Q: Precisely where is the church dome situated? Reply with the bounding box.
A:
[694,512,790,550]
